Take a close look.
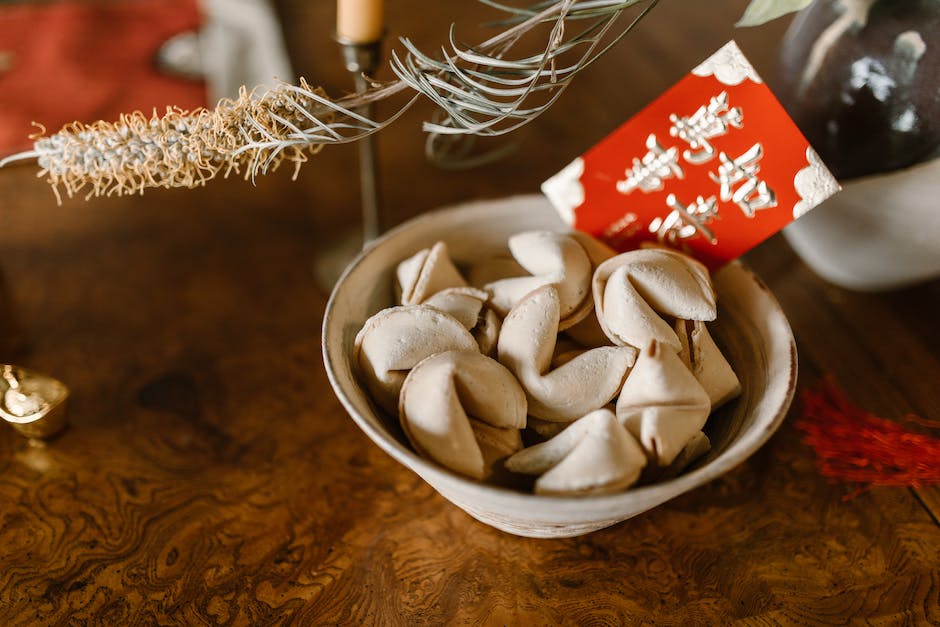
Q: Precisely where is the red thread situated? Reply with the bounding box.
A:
[795,377,940,500]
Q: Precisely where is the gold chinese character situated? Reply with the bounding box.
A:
[649,194,719,245]
[669,91,743,165]
[616,134,684,195]
[604,212,640,241]
[709,143,777,217]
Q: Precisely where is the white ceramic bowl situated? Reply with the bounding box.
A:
[322,195,797,538]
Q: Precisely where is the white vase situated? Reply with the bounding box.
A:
[784,157,940,291]
[774,0,939,291]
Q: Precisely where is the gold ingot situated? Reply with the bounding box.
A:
[0,365,69,440]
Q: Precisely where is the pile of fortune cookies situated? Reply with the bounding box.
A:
[354,231,741,496]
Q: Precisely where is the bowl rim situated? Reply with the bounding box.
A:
[322,195,797,513]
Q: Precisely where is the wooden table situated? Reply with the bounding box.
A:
[1,1,938,623]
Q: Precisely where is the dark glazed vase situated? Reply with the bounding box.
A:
[775,0,940,291]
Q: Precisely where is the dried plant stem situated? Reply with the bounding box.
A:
[0,0,658,201]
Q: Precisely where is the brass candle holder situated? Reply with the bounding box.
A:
[0,364,69,441]
[336,35,384,246]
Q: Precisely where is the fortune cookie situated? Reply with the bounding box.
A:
[656,430,711,481]
[423,287,501,356]
[616,340,711,466]
[354,306,478,412]
[526,416,571,440]
[396,241,467,305]
[526,402,616,440]
[468,254,528,288]
[485,231,593,330]
[505,409,647,495]
[399,350,526,480]
[568,230,617,266]
[563,311,612,349]
[559,235,617,348]
[498,285,636,422]
[674,319,741,409]
[593,249,717,352]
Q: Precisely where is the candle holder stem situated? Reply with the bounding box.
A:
[338,38,383,247]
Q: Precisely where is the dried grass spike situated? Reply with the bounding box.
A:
[22,82,333,201]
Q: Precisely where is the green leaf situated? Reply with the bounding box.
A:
[735,0,813,27]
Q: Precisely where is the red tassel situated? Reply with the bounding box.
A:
[795,377,940,499]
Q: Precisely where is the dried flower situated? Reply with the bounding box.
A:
[2,80,345,202]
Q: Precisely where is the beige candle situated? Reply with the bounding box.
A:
[337,0,384,43]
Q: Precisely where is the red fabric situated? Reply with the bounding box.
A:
[0,0,206,157]
[797,378,940,499]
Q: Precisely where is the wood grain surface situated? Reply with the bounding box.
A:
[1,0,938,623]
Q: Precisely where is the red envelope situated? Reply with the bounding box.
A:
[542,41,840,269]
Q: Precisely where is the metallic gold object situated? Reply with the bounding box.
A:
[0,365,69,440]
[337,35,384,245]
